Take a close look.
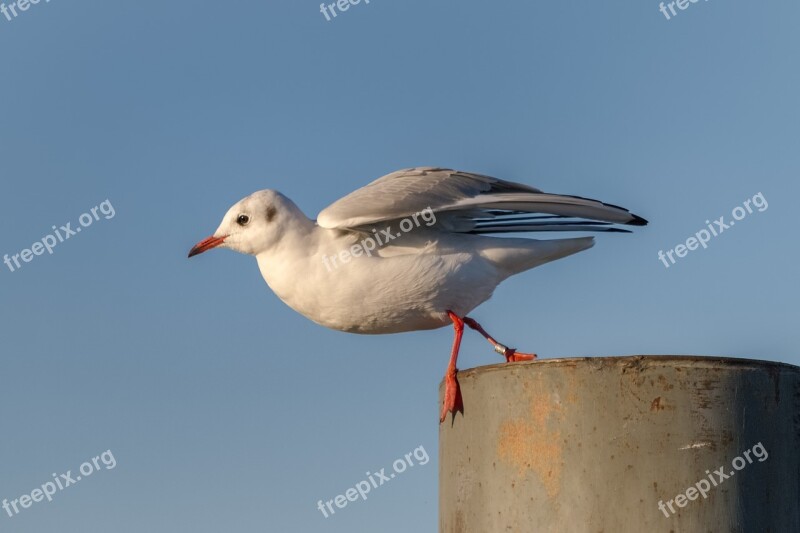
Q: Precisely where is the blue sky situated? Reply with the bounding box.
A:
[1,0,798,531]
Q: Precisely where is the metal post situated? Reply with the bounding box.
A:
[439,356,800,532]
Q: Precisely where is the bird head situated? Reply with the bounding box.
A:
[188,190,296,258]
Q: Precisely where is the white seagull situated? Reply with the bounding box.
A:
[188,167,647,422]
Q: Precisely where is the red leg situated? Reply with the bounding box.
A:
[440,311,465,423]
[463,317,537,362]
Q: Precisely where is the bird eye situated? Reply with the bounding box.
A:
[237,214,250,226]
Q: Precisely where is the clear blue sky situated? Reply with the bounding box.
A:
[1,1,797,531]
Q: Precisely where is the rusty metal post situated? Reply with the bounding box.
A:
[439,356,800,533]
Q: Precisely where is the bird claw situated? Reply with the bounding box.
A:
[464,317,537,363]
[497,345,537,363]
[439,368,463,423]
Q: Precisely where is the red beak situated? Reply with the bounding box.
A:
[188,235,227,258]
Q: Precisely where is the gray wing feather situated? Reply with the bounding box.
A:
[317,167,647,232]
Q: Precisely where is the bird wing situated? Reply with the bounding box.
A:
[316,167,647,233]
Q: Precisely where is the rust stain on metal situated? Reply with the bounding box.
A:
[650,396,664,411]
[657,374,674,391]
[452,510,464,533]
[496,374,568,499]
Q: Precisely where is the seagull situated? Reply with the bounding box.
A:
[188,167,647,422]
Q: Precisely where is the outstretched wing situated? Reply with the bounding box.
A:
[317,167,647,233]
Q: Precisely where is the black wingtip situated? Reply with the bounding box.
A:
[627,214,649,227]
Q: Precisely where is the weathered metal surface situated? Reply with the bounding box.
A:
[439,356,800,533]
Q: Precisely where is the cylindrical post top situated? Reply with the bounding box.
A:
[439,355,800,533]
